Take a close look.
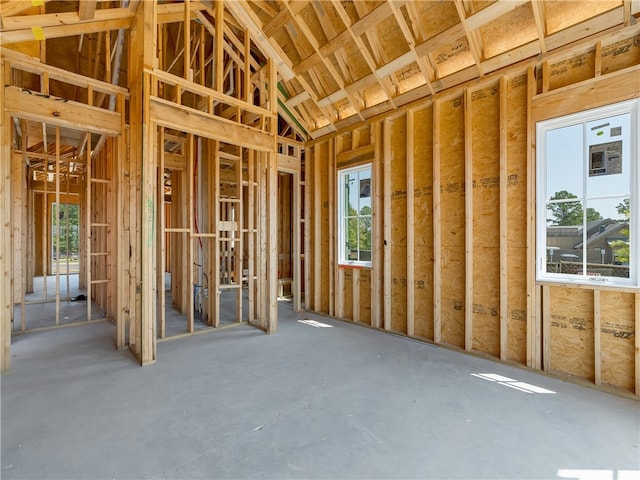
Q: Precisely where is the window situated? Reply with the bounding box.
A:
[338,164,372,267]
[536,100,638,286]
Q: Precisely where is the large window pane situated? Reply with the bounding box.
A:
[546,200,583,275]
[346,173,358,216]
[586,198,630,279]
[546,124,583,201]
[546,199,583,227]
[586,113,630,198]
[346,217,358,260]
[358,217,371,261]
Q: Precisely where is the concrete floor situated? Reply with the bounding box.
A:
[2,302,639,480]
[13,274,105,331]
[12,273,239,335]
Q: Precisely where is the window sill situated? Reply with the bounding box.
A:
[536,277,639,293]
[338,262,372,269]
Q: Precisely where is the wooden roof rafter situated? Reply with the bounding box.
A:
[78,1,97,21]
[387,1,435,96]
[530,0,548,54]
[0,7,134,44]
[0,0,52,19]
[453,0,484,76]
[280,2,364,124]
[224,0,296,80]
[308,1,351,81]
[2,0,638,141]
[349,0,399,106]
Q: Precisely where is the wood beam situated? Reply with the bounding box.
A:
[499,77,508,361]
[224,0,296,80]
[313,145,321,311]
[1,14,133,44]
[150,98,275,152]
[464,88,473,352]
[215,0,224,92]
[531,0,548,54]
[0,0,52,19]
[433,99,442,344]
[372,121,383,329]
[383,118,392,331]
[531,65,640,122]
[2,49,129,97]
[526,66,539,369]
[156,1,207,24]
[263,7,292,38]
[387,2,435,96]
[0,58,12,373]
[594,290,602,386]
[453,0,484,77]
[406,110,415,337]
[4,86,122,135]
[78,1,98,21]
[128,0,157,365]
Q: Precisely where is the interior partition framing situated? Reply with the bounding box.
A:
[143,60,280,351]
[277,136,304,313]
[530,67,640,395]
[0,47,128,372]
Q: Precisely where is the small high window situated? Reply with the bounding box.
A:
[338,164,372,267]
[536,100,638,286]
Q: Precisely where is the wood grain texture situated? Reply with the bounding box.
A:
[439,96,465,349]
[390,115,408,334]
[412,105,434,341]
[505,73,528,365]
[548,286,594,381]
[470,82,500,357]
[599,291,635,391]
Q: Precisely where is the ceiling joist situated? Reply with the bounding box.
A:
[1,0,637,139]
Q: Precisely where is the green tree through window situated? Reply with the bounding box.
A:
[547,190,602,225]
[610,198,630,264]
[52,203,80,258]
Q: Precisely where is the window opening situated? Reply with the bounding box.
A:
[338,164,373,267]
[536,100,638,286]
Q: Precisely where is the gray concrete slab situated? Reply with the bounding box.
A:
[13,274,105,331]
[2,302,639,479]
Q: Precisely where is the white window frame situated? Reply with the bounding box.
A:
[536,99,639,287]
[337,163,373,268]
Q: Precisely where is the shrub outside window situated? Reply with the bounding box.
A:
[536,100,638,287]
[338,164,372,267]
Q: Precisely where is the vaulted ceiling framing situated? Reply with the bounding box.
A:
[2,1,639,142]
[226,0,639,138]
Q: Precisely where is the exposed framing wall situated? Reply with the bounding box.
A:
[1,44,128,370]
[1,0,290,371]
[530,32,640,394]
[0,4,637,396]
[306,24,640,396]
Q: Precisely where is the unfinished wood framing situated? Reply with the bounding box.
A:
[372,121,383,330]
[406,112,415,338]
[1,1,639,397]
[302,18,639,397]
[1,57,11,373]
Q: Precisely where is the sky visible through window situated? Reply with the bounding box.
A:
[546,112,630,221]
